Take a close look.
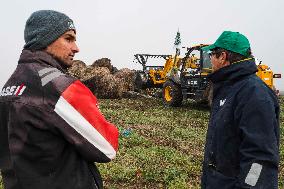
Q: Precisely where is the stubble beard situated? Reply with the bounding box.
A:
[49,53,73,69]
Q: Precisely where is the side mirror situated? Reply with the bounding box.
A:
[273,74,281,78]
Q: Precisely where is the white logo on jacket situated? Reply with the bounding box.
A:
[0,84,26,96]
[68,21,75,30]
[220,99,226,106]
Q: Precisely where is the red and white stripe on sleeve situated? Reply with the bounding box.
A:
[54,80,119,160]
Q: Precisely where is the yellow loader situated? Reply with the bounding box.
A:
[134,44,281,106]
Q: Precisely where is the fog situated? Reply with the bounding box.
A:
[1,0,283,90]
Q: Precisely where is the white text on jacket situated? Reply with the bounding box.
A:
[0,84,26,96]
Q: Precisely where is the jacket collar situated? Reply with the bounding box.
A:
[208,58,258,84]
[18,49,68,72]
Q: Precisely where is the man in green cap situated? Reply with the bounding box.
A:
[201,31,279,189]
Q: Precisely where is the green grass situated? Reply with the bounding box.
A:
[0,97,283,188]
[98,97,284,188]
[97,98,208,188]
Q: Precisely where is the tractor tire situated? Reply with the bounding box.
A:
[202,81,213,107]
[272,85,280,97]
[134,71,147,91]
[162,80,182,107]
[207,85,213,107]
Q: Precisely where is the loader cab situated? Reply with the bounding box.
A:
[201,50,212,70]
[178,44,212,102]
[180,45,212,74]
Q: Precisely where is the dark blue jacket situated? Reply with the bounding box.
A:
[201,59,280,189]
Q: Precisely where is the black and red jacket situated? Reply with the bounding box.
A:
[0,50,119,189]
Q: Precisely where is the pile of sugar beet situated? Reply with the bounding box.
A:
[68,58,142,99]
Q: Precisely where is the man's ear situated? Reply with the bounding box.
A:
[220,52,226,62]
[220,52,230,66]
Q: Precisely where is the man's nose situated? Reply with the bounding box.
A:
[72,42,79,53]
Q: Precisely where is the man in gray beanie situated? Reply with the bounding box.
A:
[24,10,76,50]
[24,10,78,67]
[0,10,119,189]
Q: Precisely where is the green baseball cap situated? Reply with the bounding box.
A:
[202,31,250,56]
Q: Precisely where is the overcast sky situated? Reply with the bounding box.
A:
[1,0,283,90]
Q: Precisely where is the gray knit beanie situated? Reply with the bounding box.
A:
[24,10,76,50]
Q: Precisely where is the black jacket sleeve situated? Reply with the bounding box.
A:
[235,85,279,188]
